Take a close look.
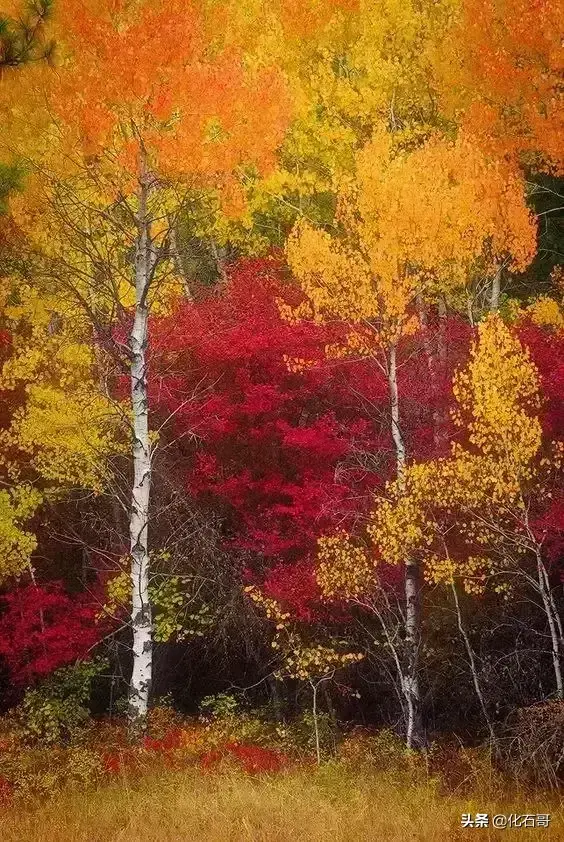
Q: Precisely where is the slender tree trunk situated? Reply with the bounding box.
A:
[210,238,229,285]
[388,343,406,475]
[28,563,47,660]
[536,550,563,699]
[404,557,424,748]
[310,679,321,765]
[451,581,496,743]
[369,594,409,720]
[388,343,425,748]
[466,291,475,328]
[539,557,564,646]
[490,265,502,312]
[416,295,449,456]
[128,169,153,730]
[267,674,284,722]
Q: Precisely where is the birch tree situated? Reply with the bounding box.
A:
[0,0,289,730]
[373,315,564,700]
[287,131,536,747]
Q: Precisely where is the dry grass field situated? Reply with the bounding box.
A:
[1,765,562,842]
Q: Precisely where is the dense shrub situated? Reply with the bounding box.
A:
[499,701,564,789]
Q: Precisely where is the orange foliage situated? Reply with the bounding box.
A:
[0,0,291,196]
[439,0,563,172]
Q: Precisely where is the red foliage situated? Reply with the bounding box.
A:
[102,752,123,774]
[149,258,472,618]
[102,748,144,775]
[103,729,287,778]
[142,728,184,753]
[516,322,564,577]
[0,581,110,687]
[256,560,324,622]
[531,493,564,570]
[150,258,381,567]
[519,321,564,440]
[200,741,288,774]
[149,259,384,618]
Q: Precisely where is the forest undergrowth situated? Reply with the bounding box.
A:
[1,703,563,841]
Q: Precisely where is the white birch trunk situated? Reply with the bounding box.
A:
[536,550,564,699]
[539,557,564,648]
[128,169,153,729]
[388,343,406,476]
[388,344,425,748]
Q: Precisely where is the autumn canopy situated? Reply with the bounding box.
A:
[0,0,561,787]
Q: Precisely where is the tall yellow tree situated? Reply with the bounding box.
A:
[287,131,536,746]
[372,315,564,699]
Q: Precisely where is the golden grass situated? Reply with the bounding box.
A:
[0,765,562,842]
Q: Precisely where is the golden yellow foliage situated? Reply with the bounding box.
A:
[100,570,131,621]
[316,532,375,600]
[452,314,542,467]
[0,283,127,493]
[308,317,547,600]
[371,316,545,591]
[242,0,457,224]
[245,584,363,680]
[0,486,41,583]
[286,134,535,345]
[526,296,564,332]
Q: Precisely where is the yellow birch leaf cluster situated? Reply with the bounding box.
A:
[245,584,363,680]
